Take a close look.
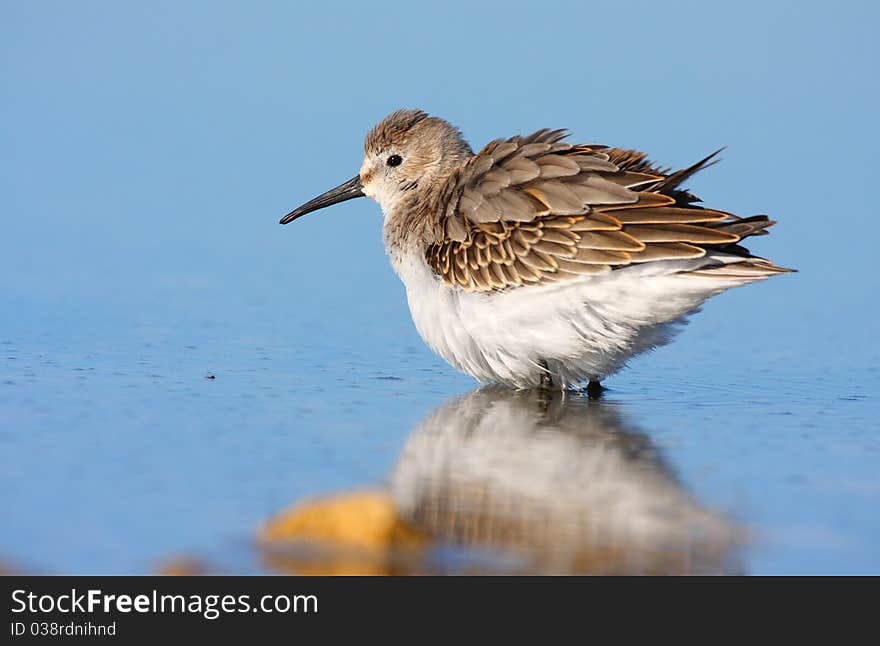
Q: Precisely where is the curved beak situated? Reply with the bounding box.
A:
[279,175,364,224]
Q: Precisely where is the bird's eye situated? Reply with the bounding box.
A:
[386,155,403,167]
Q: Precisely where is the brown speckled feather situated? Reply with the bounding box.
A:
[426,135,791,291]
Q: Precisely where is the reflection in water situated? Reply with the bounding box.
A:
[391,388,742,574]
[261,388,743,575]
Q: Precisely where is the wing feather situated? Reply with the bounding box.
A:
[425,133,786,291]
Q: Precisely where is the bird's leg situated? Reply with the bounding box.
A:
[538,360,553,390]
[586,379,605,399]
[534,360,555,411]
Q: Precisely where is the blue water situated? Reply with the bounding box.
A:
[2,1,878,574]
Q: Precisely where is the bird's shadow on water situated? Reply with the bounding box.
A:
[256,386,746,575]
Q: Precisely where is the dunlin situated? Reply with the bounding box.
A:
[281,109,793,391]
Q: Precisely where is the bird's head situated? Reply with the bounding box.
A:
[280,109,472,225]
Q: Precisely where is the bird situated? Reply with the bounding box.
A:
[280,109,793,392]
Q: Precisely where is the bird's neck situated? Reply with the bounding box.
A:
[381,159,468,267]
[382,196,434,270]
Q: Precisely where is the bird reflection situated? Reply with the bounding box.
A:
[260,387,744,575]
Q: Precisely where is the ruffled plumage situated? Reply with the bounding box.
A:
[424,131,792,292]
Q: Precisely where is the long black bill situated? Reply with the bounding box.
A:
[279,175,364,224]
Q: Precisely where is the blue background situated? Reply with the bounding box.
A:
[1,0,877,573]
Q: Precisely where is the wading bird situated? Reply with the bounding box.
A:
[280,110,792,393]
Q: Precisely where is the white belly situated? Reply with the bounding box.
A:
[392,250,742,389]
